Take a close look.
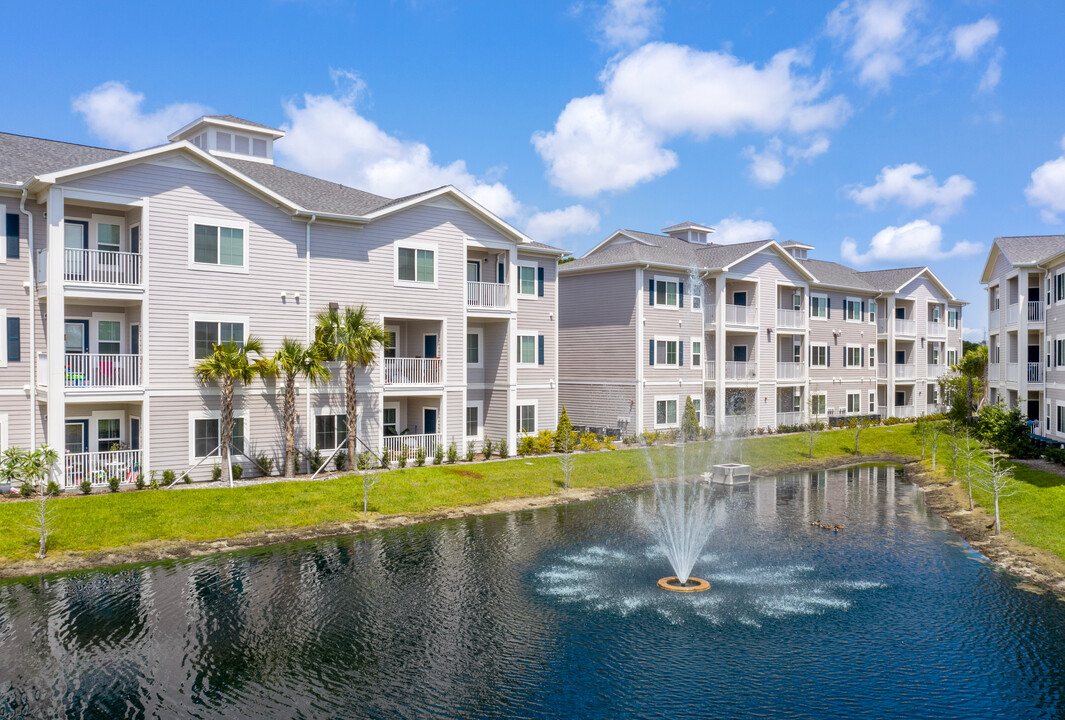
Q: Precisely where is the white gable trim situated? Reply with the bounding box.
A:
[584,229,661,258]
[720,241,817,282]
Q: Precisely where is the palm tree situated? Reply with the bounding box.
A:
[194,336,266,485]
[259,338,332,477]
[315,305,387,471]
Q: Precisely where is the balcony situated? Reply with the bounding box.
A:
[1006,363,1018,382]
[64,449,141,488]
[988,309,998,329]
[725,304,758,326]
[894,363,915,380]
[724,361,757,381]
[1029,301,1045,323]
[37,248,142,287]
[876,318,887,335]
[776,308,804,329]
[704,360,716,381]
[776,411,803,427]
[895,318,916,336]
[1028,362,1044,383]
[37,353,143,390]
[382,433,440,461]
[927,321,946,338]
[383,357,441,385]
[467,281,507,309]
[988,362,1000,381]
[776,362,805,380]
[927,363,946,379]
[878,405,915,419]
[877,363,888,380]
[1006,303,1018,324]
[722,414,756,433]
[704,304,717,324]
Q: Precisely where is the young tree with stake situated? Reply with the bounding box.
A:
[977,450,1023,535]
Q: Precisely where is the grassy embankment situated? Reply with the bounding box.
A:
[0,423,1062,566]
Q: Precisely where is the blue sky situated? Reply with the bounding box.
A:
[8,1,1065,339]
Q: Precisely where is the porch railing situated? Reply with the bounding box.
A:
[704,360,715,381]
[1029,301,1044,323]
[65,449,141,488]
[927,321,946,337]
[467,281,507,308]
[776,362,805,379]
[894,363,915,379]
[1007,303,1018,324]
[725,304,757,325]
[63,248,142,286]
[64,353,142,388]
[383,357,441,385]
[877,363,888,379]
[722,414,756,433]
[382,433,440,461]
[776,308,804,328]
[988,362,1000,380]
[1006,363,1018,382]
[776,411,803,427]
[895,318,915,336]
[724,361,757,380]
[879,405,915,419]
[1028,362,1044,383]
[926,363,946,378]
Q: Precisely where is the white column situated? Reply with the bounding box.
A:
[715,272,727,429]
[45,188,65,483]
[635,268,644,434]
[886,295,895,414]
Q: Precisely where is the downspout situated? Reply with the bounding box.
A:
[20,189,35,447]
[305,215,316,470]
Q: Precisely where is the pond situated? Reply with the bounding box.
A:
[2,463,1064,719]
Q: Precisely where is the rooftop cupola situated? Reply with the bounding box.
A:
[780,240,814,260]
[661,221,715,245]
[168,115,284,164]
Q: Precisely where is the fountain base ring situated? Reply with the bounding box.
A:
[657,576,710,593]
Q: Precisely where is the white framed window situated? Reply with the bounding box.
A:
[467,330,483,368]
[395,242,437,287]
[654,337,679,367]
[810,344,828,367]
[691,285,702,311]
[1058,404,1064,434]
[466,402,483,438]
[868,345,876,368]
[692,397,701,425]
[189,315,248,361]
[846,391,862,414]
[810,294,828,320]
[691,339,702,367]
[188,216,249,273]
[383,404,399,436]
[92,214,124,253]
[947,349,958,366]
[655,397,678,428]
[845,298,862,322]
[315,413,348,450]
[810,393,827,416]
[517,263,537,296]
[845,345,863,367]
[948,309,959,328]
[189,411,247,463]
[517,334,537,364]
[1056,273,1065,303]
[654,277,680,308]
[1056,338,1065,367]
[384,326,398,359]
[869,391,876,413]
[868,302,876,323]
[516,403,537,433]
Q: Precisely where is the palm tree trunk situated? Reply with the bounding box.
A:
[284,372,296,477]
[346,359,356,471]
[221,377,234,485]
[966,374,974,421]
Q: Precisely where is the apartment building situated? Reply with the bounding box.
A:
[980,235,1065,438]
[0,116,562,485]
[558,223,965,435]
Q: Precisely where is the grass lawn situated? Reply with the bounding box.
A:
[0,422,1062,568]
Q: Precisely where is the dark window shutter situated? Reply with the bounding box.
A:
[649,339,655,365]
[6,213,18,259]
[861,347,866,366]
[649,279,655,306]
[537,335,545,365]
[826,347,831,366]
[861,301,866,321]
[679,282,684,308]
[130,225,140,254]
[678,340,684,366]
[497,262,505,284]
[6,317,20,362]
[537,267,545,297]
[826,297,831,318]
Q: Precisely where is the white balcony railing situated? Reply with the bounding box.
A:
[65,449,141,488]
[1029,301,1045,323]
[1006,363,1018,382]
[895,363,915,380]
[724,361,757,380]
[722,414,756,433]
[63,353,142,388]
[704,304,717,324]
[61,248,142,286]
[382,433,440,461]
[704,360,716,381]
[879,405,915,419]
[1007,303,1019,324]
[877,363,888,379]
[895,318,916,336]
[776,308,804,328]
[876,318,887,334]
[927,363,946,378]
[1028,362,1044,383]
[725,304,758,325]
[988,362,1000,381]
[776,362,805,379]
[776,411,803,427]
[467,281,507,308]
[927,321,946,337]
[383,357,441,385]
[988,310,998,329]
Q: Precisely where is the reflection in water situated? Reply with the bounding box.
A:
[2,464,1065,719]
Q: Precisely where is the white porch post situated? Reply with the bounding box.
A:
[46,188,66,484]
[715,272,727,430]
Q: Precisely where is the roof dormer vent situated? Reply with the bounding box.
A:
[661,221,715,244]
[168,115,285,165]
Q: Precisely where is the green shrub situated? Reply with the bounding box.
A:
[518,434,535,457]
[18,481,34,497]
[212,464,222,482]
[415,445,427,467]
[310,447,324,473]
[433,443,444,466]
[108,476,120,493]
[257,453,274,476]
[79,479,93,495]
[447,439,459,464]
[465,441,476,462]
[397,451,407,468]
[577,432,603,451]
[533,430,555,455]
[46,480,62,496]
[555,408,574,452]
[149,471,159,490]
[497,439,508,459]
[356,452,369,471]
[232,464,243,480]
[161,469,176,486]
[976,403,1036,458]
[640,431,659,446]
[135,473,146,490]
[482,437,494,460]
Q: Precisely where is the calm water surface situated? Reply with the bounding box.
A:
[2,463,1064,719]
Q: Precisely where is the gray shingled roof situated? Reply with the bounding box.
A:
[0,132,126,185]
[800,259,875,291]
[205,115,283,133]
[857,267,927,292]
[995,235,1065,264]
[562,231,769,272]
[220,157,393,215]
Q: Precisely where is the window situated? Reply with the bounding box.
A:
[931,305,942,322]
[397,246,435,284]
[518,335,536,364]
[947,349,958,366]
[98,321,121,355]
[193,222,245,268]
[810,295,828,319]
[811,393,827,415]
[845,298,862,322]
[97,418,121,453]
[869,346,876,367]
[384,329,397,359]
[516,404,536,433]
[810,345,828,367]
[845,346,863,367]
[655,339,679,366]
[518,265,536,295]
[315,414,348,450]
[692,285,702,311]
[194,321,244,359]
[216,132,232,152]
[869,391,876,413]
[97,222,121,253]
[1057,273,1065,303]
[692,398,701,425]
[252,138,267,158]
[1057,339,1065,367]
[847,392,862,414]
[467,332,480,366]
[466,406,480,437]
[691,340,702,367]
[234,135,249,154]
[383,407,398,436]
[868,303,876,323]
[1058,405,1064,434]
[948,310,958,328]
[655,278,679,307]
[655,399,678,427]
[194,417,244,458]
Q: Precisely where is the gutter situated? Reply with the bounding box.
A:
[305,214,316,466]
[19,189,34,447]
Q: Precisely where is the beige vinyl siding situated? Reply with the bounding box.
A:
[559,269,637,381]
[516,252,557,385]
[558,382,636,431]
[0,200,34,395]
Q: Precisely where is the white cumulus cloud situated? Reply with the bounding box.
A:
[599,0,661,49]
[523,205,601,242]
[951,17,999,61]
[743,136,831,187]
[826,0,922,91]
[979,47,1004,93]
[847,163,975,220]
[840,219,983,265]
[712,216,779,245]
[1026,135,1065,224]
[533,43,850,197]
[72,81,210,150]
